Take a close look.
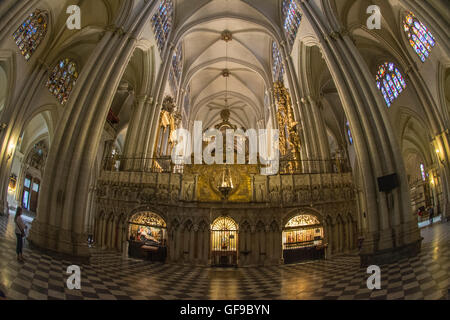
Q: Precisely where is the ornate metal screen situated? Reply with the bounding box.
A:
[211,217,238,252]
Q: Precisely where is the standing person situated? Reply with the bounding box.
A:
[428,206,434,225]
[14,207,27,263]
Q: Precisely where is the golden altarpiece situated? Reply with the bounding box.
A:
[273,81,302,174]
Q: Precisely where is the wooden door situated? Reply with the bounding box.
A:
[22,175,32,210]
[29,179,40,212]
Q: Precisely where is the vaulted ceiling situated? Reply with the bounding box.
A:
[174,0,281,131]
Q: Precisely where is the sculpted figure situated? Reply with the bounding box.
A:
[170,185,179,202]
[255,184,264,202]
[184,183,193,201]
[283,186,293,204]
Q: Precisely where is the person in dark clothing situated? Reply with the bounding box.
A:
[428,206,434,225]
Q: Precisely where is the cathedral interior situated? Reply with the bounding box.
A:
[0,0,449,301]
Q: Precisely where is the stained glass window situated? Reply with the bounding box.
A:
[420,164,426,181]
[282,0,302,48]
[375,62,407,107]
[152,0,174,52]
[172,43,183,83]
[272,42,285,82]
[346,121,353,145]
[13,9,48,61]
[45,58,79,105]
[403,12,435,62]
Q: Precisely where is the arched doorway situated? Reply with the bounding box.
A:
[127,211,167,262]
[282,214,325,264]
[211,216,238,267]
[8,110,52,215]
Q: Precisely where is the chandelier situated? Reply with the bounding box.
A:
[218,166,234,200]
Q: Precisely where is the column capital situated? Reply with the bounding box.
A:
[341,28,349,36]
[404,64,416,76]
[328,31,340,40]
[146,96,154,105]
[106,24,126,36]
[135,95,148,103]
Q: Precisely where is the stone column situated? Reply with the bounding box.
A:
[266,230,273,265]
[141,43,177,160]
[323,223,331,258]
[332,222,339,254]
[300,97,320,163]
[195,229,202,264]
[94,216,101,245]
[189,226,196,263]
[299,1,421,265]
[106,218,113,249]
[27,2,160,257]
[116,222,123,252]
[121,95,149,170]
[110,217,117,249]
[343,221,350,252]
[177,229,184,262]
[250,226,257,265]
[309,97,331,170]
[279,43,314,160]
[168,229,175,262]
[101,217,107,248]
[237,229,244,267]
[204,229,210,266]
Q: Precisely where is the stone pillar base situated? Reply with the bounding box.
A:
[359,220,423,267]
[28,220,91,260]
[359,238,422,267]
[444,202,450,222]
[0,199,9,216]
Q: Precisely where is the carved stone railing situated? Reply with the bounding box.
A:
[95,165,358,263]
[97,165,356,206]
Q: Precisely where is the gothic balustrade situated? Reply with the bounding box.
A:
[97,157,356,206]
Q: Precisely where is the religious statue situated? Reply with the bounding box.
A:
[170,185,179,203]
[255,184,265,202]
[184,183,194,201]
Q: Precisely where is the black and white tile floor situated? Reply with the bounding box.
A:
[0,213,448,300]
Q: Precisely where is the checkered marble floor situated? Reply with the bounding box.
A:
[0,213,448,300]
